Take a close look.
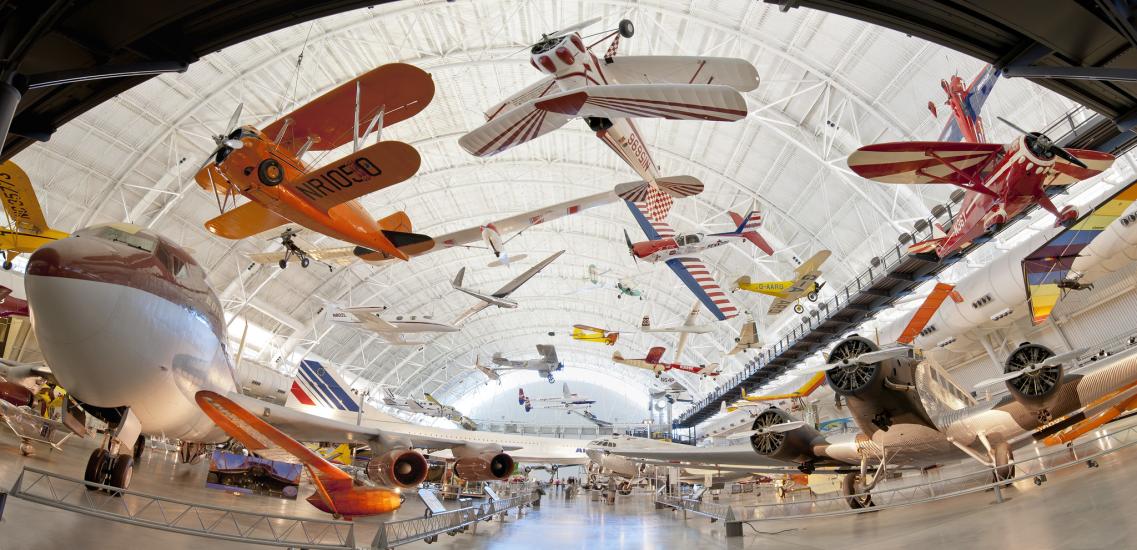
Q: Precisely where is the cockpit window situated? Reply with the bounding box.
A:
[155,243,191,280]
[96,226,156,253]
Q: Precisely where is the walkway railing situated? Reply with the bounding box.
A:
[4,467,357,549]
[370,490,539,549]
[655,419,1137,536]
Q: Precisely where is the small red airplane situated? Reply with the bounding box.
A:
[612,346,719,378]
[928,65,1000,144]
[848,123,1115,259]
[623,203,772,262]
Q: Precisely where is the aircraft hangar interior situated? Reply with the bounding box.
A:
[4,0,1137,548]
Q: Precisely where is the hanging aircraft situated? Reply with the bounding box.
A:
[623,203,774,262]
[0,285,27,317]
[928,64,1000,143]
[22,224,593,497]
[459,17,759,222]
[463,356,501,383]
[0,161,69,270]
[322,303,458,345]
[612,346,720,378]
[616,278,647,300]
[730,373,826,411]
[379,388,477,430]
[848,120,1115,259]
[640,302,714,362]
[490,345,565,383]
[571,324,620,345]
[518,383,596,413]
[450,249,564,325]
[733,250,831,315]
[649,381,692,405]
[728,317,762,355]
[193,63,435,267]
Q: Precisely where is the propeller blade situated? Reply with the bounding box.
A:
[227,103,244,135]
[725,421,807,440]
[1038,348,1085,368]
[549,17,602,38]
[972,349,1081,391]
[854,346,913,365]
[623,229,638,263]
[1050,145,1089,169]
[973,370,1032,391]
[996,116,1031,137]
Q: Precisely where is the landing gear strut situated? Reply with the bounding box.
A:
[275,228,314,269]
[84,407,141,491]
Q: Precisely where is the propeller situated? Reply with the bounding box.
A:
[196,103,246,173]
[996,116,1087,169]
[973,348,1084,391]
[798,346,913,374]
[622,229,638,263]
[725,421,806,440]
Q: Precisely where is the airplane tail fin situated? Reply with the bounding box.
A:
[732,275,751,290]
[287,359,365,413]
[702,363,721,376]
[720,401,727,415]
[377,211,412,232]
[517,388,526,405]
[321,303,353,325]
[907,236,947,255]
[640,315,651,329]
[645,347,666,364]
[612,351,625,361]
[725,207,775,255]
[562,383,571,399]
[452,267,466,289]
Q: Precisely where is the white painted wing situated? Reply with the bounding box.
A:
[460,94,573,157]
[602,56,760,92]
[432,189,621,248]
[534,83,748,122]
[482,76,558,121]
[606,445,802,472]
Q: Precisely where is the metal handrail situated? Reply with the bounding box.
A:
[7,466,356,549]
[371,490,538,549]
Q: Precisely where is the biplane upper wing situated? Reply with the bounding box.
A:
[1023,180,1137,324]
[847,142,1003,186]
[536,344,559,364]
[533,84,747,122]
[205,201,290,239]
[0,160,50,234]
[601,56,760,92]
[281,140,420,213]
[483,76,558,121]
[262,63,434,154]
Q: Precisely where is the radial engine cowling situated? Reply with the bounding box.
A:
[748,408,822,464]
[825,336,886,397]
[366,449,429,488]
[1003,343,1064,407]
[454,453,515,481]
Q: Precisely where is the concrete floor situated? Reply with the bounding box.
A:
[2,429,1137,549]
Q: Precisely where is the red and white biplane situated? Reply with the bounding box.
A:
[458,18,759,222]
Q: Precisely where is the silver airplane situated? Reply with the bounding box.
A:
[450,249,564,325]
[492,344,565,383]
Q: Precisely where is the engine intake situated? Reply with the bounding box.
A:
[825,336,885,397]
[366,449,429,488]
[747,408,821,464]
[1004,343,1063,406]
[454,452,515,481]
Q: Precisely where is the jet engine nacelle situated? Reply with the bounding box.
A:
[1003,343,1064,409]
[365,449,429,488]
[747,408,824,464]
[451,444,515,481]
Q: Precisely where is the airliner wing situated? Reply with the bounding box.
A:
[607,445,809,472]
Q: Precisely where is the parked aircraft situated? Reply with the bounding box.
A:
[459,18,758,221]
[22,224,590,498]
[728,317,762,355]
[848,122,1115,259]
[322,303,458,345]
[583,434,778,494]
[450,250,564,324]
[640,302,714,362]
[733,250,831,315]
[571,325,620,345]
[612,346,719,378]
[519,383,596,413]
[491,345,565,383]
[0,161,69,270]
[193,64,434,266]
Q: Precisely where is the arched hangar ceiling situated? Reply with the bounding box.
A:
[10,0,1083,408]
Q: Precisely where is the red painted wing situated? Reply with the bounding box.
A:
[847,141,1003,185]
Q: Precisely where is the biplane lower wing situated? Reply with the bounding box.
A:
[601,56,760,91]
[459,96,574,157]
[282,140,420,213]
[665,258,737,321]
[1023,180,1137,324]
[847,142,1003,185]
[205,201,290,239]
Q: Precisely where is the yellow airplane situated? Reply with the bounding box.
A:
[724,372,826,412]
[0,161,68,269]
[571,324,620,346]
[733,250,831,315]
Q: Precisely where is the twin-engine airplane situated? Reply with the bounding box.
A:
[612,346,719,378]
[322,303,458,345]
[849,121,1115,259]
[518,383,596,413]
[491,345,565,383]
[459,17,759,222]
[450,249,564,325]
[571,324,620,345]
[0,161,69,270]
[194,63,434,266]
[23,224,591,511]
[734,250,831,315]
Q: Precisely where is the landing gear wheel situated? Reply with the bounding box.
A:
[842,472,874,509]
[991,441,1014,483]
[300,257,310,268]
[133,437,146,462]
[257,159,284,186]
[108,455,134,491]
[84,448,110,490]
[2,261,12,270]
[547,376,556,384]
[19,442,34,456]
[807,291,818,302]
[793,303,804,314]
[618,19,635,38]
[617,481,632,496]
[1056,206,1079,228]
[278,259,288,269]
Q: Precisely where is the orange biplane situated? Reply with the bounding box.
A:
[194,63,435,267]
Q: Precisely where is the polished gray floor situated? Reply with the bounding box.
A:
[2,428,1137,549]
